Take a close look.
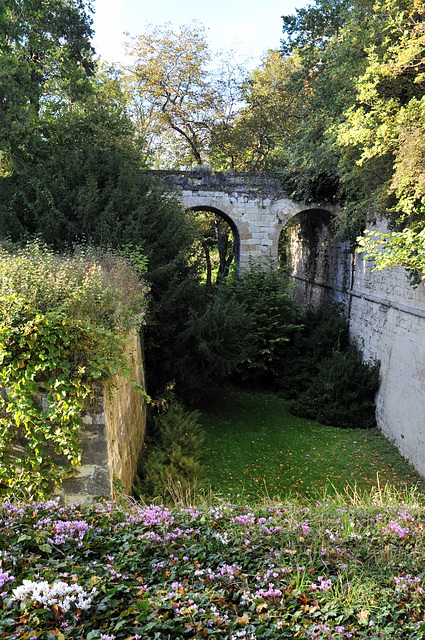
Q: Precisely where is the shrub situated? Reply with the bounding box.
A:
[279,305,380,428]
[135,404,206,503]
[177,287,254,397]
[278,304,350,398]
[0,241,148,497]
[224,260,302,381]
[288,346,380,429]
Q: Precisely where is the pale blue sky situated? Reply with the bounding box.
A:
[91,0,308,66]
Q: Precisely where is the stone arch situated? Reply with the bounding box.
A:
[187,205,241,268]
[152,169,341,270]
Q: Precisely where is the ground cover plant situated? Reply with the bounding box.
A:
[200,390,425,502]
[3,487,425,639]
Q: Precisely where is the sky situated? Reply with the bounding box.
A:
[91,0,308,67]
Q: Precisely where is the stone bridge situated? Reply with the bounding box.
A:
[151,169,339,269]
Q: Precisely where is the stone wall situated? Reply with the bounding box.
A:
[153,169,339,270]
[287,213,425,477]
[286,210,349,309]
[348,222,425,477]
[56,332,146,503]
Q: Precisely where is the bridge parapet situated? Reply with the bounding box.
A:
[151,169,289,202]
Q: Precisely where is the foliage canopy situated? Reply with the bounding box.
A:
[0,0,95,167]
[278,0,425,275]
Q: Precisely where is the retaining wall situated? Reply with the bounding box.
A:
[287,214,425,477]
[3,332,146,503]
[58,332,146,503]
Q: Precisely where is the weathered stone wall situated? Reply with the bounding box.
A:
[286,210,349,309]
[348,220,425,477]
[56,332,146,503]
[287,213,425,477]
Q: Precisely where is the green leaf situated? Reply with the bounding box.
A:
[17,534,32,543]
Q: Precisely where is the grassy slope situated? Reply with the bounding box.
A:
[199,389,425,501]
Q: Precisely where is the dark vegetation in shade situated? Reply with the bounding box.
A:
[134,404,206,504]
[277,306,380,429]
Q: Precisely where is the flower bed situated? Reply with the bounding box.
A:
[1,492,425,638]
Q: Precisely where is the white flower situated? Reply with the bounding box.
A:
[12,579,94,612]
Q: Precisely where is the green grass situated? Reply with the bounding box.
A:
[199,388,425,501]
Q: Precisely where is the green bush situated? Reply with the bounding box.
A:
[288,347,380,429]
[136,404,206,503]
[278,304,350,398]
[226,261,301,380]
[177,287,254,397]
[0,241,148,497]
[279,305,381,429]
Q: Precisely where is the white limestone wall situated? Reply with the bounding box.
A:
[179,189,302,269]
[287,214,425,477]
[348,222,425,476]
[287,211,349,308]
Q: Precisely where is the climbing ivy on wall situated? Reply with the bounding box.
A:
[0,242,148,498]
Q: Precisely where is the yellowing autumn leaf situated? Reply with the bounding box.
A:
[237,613,250,624]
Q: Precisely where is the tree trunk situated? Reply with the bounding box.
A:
[202,240,212,295]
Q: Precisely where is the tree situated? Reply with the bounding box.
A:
[0,147,204,395]
[39,63,137,156]
[192,210,236,294]
[209,51,300,171]
[278,0,378,208]
[0,0,95,167]
[124,22,244,168]
[335,0,425,273]
[277,0,425,276]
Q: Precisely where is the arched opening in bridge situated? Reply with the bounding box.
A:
[188,206,240,293]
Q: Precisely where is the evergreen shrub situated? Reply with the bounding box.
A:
[226,260,302,380]
[279,305,380,428]
[288,347,380,428]
[278,305,350,399]
[135,404,205,503]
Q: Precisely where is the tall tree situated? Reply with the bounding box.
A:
[279,0,425,275]
[279,0,376,208]
[210,50,300,171]
[0,0,95,167]
[124,22,244,168]
[40,63,137,156]
[340,0,425,276]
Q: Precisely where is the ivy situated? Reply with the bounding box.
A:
[0,242,148,498]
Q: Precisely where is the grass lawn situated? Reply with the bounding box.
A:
[199,388,425,501]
